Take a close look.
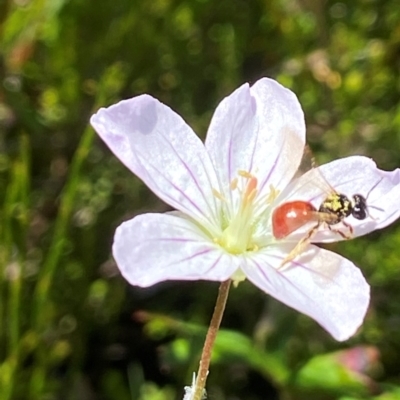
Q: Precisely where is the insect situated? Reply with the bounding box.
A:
[272,157,373,266]
[272,200,318,240]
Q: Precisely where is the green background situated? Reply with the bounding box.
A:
[1,0,400,399]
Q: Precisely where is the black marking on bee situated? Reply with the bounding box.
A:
[318,193,368,226]
[318,193,352,225]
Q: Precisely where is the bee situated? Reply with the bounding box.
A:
[272,153,376,266]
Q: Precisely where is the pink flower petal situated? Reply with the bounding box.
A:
[113,213,240,287]
[205,78,305,200]
[276,156,400,242]
[90,96,221,232]
[242,245,370,341]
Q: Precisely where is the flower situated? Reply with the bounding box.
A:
[90,78,400,341]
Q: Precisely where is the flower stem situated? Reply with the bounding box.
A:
[192,279,231,400]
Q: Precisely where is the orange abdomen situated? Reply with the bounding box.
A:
[272,201,317,239]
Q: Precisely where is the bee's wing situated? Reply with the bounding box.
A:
[310,210,339,224]
[281,146,337,202]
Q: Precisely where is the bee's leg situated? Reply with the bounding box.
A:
[342,220,354,235]
[328,221,353,239]
[279,224,319,268]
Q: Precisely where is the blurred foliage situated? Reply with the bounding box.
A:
[1,0,400,399]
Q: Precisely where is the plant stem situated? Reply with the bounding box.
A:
[192,279,231,400]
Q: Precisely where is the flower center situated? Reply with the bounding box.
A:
[217,171,275,255]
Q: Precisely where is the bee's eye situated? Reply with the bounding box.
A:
[352,194,368,220]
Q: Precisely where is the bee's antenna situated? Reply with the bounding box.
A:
[366,176,384,200]
[365,176,385,217]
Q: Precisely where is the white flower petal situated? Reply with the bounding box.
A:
[90,95,221,231]
[205,78,305,199]
[371,168,400,230]
[275,156,400,242]
[242,246,370,341]
[113,213,240,287]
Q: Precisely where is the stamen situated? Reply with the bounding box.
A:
[230,178,238,191]
[219,169,274,255]
[245,177,258,196]
[266,184,279,204]
[238,170,253,178]
[212,188,225,201]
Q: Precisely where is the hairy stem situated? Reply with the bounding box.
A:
[192,279,231,400]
